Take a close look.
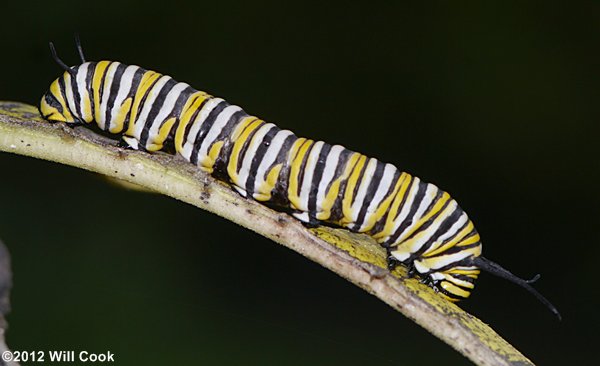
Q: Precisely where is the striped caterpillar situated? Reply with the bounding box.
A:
[39,38,560,319]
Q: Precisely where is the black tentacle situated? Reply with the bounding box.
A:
[74,33,86,63]
[472,256,561,320]
[49,42,74,75]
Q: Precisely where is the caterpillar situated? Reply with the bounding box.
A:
[39,38,560,319]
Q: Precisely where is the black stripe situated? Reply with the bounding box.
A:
[245,125,280,196]
[408,205,464,260]
[70,67,82,121]
[295,140,317,199]
[212,110,249,178]
[438,214,471,248]
[386,178,428,246]
[437,283,468,300]
[97,62,112,109]
[122,68,153,133]
[427,247,481,274]
[352,160,386,231]
[368,169,403,238]
[307,142,332,217]
[401,197,456,262]
[190,100,230,165]
[85,62,96,120]
[93,62,112,125]
[98,62,117,128]
[44,92,62,115]
[178,95,210,150]
[140,78,178,146]
[103,63,127,127]
[348,156,369,206]
[439,241,480,256]
[452,273,477,284]
[57,75,70,118]
[236,121,267,173]
[402,188,447,240]
[328,149,358,223]
[271,134,298,206]
[163,86,196,152]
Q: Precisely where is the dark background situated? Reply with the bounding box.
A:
[0,2,597,365]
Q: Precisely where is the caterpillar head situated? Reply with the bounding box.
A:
[426,266,481,302]
[412,251,562,320]
[410,244,482,302]
[39,37,87,124]
[40,77,78,124]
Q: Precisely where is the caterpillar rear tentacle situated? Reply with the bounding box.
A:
[39,40,561,320]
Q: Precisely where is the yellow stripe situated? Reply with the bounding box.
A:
[441,281,471,299]
[358,173,408,234]
[226,118,263,182]
[174,92,210,153]
[49,78,74,121]
[146,117,177,152]
[340,154,367,225]
[423,221,477,258]
[229,116,258,142]
[198,140,225,173]
[39,95,64,122]
[288,139,314,209]
[402,192,451,240]
[372,174,412,240]
[447,268,480,276]
[92,61,111,124]
[420,245,482,272]
[109,98,132,133]
[457,232,481,246]
[81,89,93,123]
[126,70,161,135]
[285,138,308,208]
[63,73,76,119]
[394,201,455,255]
[255,163,283,201]
[316,152,360,222]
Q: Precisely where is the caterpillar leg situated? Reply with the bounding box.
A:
[292,212,321,228]
[386,252,403,271]
[119,136,140,150]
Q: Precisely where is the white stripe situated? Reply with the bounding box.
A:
[399,200,458,255]
[298,141,324,212]
[394,183,438,243]
[419,250,474,271]
[181,98,224,160]
[252,129,294,197]
[108,65,139,131]
[145,82,190,149]
[63,73,78,120]
[380,176,421,244]
[293,211,310,223]
[350,158,378,223]
[75,63,91,122]
[236,123,276,189]
[357,163,397,232]
[423,211,469,255]
[133,75,172,139]
[316,145,345,212]
[98,62,119,130]
[196,105,243,166]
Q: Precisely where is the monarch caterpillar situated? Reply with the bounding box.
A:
[39,38,560,319]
